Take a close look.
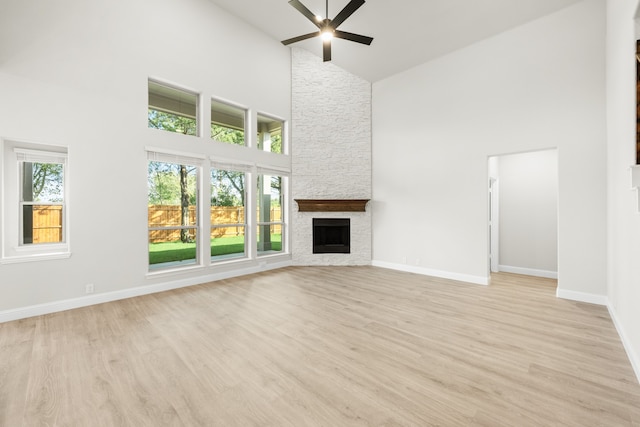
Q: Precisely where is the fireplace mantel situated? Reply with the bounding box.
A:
[295,199,370,212]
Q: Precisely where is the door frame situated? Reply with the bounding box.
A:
[489,177,500,273]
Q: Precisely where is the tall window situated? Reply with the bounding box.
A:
[148,80,199,136]
[257,171,286,256]
[257,114,284,154]
[211,99,246,146]
[1,139,69,262]
[148,153,200,270]
[210,164,249,261]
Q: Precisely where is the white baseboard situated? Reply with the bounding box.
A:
[372,260,489,286]
[498,265,558,279]
[608,304,640,385]
[556,288,608,306]
[0,260,292,323]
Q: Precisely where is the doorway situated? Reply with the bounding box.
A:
[488,149,558,279]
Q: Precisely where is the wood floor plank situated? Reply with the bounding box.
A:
[0,318,36,426]
[1,266,640,426]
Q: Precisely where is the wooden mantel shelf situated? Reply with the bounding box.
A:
[295,199,370,212]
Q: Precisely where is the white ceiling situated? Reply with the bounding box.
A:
[209,0,582,82]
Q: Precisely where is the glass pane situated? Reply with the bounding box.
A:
[211,226,246,261]
[23,205,64,245]
[211,168,246,261]
[148,161,198,215]
[211,99,246,146]
[22,162,64,203]
[148,80,198,136]
[257,114,283,154]
[211,168,246,209]
[257,226,283,255]
[21,161,64,246]
[257,174,282,222]
[149,230,197,268]
[257,174,283,255]
[148,160,198,269]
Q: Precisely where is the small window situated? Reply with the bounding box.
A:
[148,80,198,136]
[211,99,246,146]
[211,165,248,262]
[1,139,69,262]
[257,114,284,154]
[148,154,200,270]
[257,172,285,256]
[20,159,65,245]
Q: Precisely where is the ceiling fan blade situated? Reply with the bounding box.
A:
[323,39,331,62]
[288,0,322,29]
[281,31,320,45]
[334,30,373,45]
[331,0,365,29]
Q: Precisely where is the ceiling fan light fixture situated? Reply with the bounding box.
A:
[281,0,373,62]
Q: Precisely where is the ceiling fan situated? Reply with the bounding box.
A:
[281,0,373,62]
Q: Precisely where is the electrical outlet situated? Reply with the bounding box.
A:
[85,283,94,294]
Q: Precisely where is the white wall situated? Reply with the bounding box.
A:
[0,0,291,315]
[291,48,372,265]
[495,150,558,278]
[372,0,606,294]
[605,0,640,381]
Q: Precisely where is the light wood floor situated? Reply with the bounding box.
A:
[1,267,640,426]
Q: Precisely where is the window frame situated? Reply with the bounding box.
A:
[256,167,288,257]
[147,149,204,272]
[1,139,70,264]
[209,161,252,263]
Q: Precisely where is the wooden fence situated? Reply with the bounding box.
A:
[30,206,63,244]
[148,205,281,243]
[30,205,281,244]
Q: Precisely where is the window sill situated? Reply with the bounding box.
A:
[1,251,71,265]
[146,263,205,278]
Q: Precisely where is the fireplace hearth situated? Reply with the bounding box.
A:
[313,218,350,254]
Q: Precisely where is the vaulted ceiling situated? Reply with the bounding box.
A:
[209,0,582,82]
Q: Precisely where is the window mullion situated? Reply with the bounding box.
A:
[247,172,257,260]
[201,162,210,267]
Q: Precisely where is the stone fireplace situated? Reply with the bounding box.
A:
[291,48,372,266]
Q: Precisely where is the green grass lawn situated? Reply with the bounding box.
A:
[149,235,282,265]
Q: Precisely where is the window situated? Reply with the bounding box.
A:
[145,78,291,272]
[257,114,284,154]
[210,163,249,262]
[211,99,246,146]
[1,139,69,262]
[148,80,199,137]
[19,157,65,245]
[148,152,201,270]
[257,170,286,256]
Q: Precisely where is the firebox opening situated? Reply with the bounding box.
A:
[313,218,350,254]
